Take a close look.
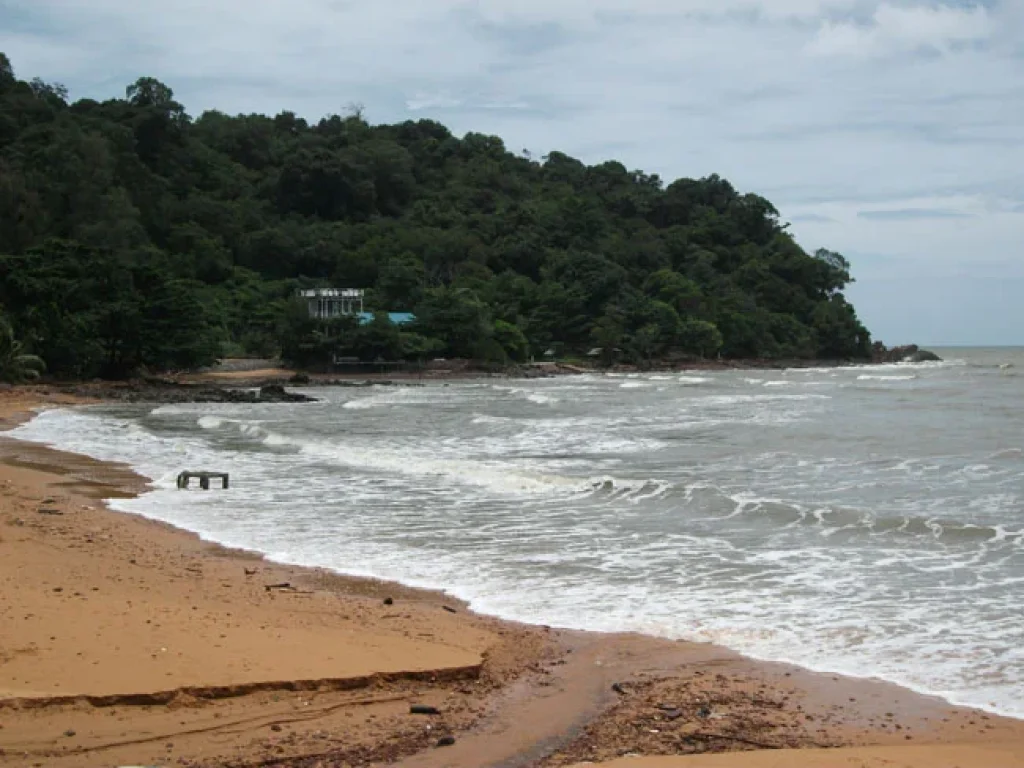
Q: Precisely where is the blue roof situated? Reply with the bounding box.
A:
[357,312,416,326]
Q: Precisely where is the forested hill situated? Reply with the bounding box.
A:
[0,54,871,380]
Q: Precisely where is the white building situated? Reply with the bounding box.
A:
[299,288,364,320]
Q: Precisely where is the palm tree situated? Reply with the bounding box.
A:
[0,317,45,383]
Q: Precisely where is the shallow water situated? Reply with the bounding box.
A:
[12,347,1024,716]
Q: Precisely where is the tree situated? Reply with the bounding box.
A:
[0,315,45,382]
[0,53,15,92]
[413,286,493,359]
[126,77,179,112]
[813,248,853,296]
[352,312,404,361]
[375,253,425,310]
[642,269,704,317]
[493,319,529,362]
[812,296,871,359]
[677,319,723,359]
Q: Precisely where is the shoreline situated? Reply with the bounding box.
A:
[2,389,1022,767]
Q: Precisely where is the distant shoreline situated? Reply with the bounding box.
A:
[9,351,953,407]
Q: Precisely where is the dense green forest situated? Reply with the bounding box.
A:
[0,54,871,380]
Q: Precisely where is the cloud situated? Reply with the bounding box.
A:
[857,208,974,220]
[788,213,836,223]
[807,4,995,57]
[1,0,1022,342]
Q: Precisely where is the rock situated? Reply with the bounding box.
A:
[383,597,394,605]
[871,342,942,364]
[270,724,282,732]
[436,736,456,747]
[63,729,76,737]
[611,682,627,695]
[697,706,712,719]
[442,605,457,614]
[257,384,315,403]
[663,708,684,720]
[288,373,312,385]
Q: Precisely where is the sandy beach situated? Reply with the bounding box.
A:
[1,387,1022,767]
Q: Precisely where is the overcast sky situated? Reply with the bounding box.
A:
[2,0,1021,345]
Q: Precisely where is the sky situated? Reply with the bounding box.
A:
[1,0,1022,346]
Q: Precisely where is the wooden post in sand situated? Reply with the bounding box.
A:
[177,471,230,490]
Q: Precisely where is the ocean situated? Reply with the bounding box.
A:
[11,348,1024,717]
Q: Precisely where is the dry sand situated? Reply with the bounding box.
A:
[1,387,1022,767]
[575,742,1024,768]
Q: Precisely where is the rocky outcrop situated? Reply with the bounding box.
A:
[871,343,942,364]
[256,384,316,403]
[64,380,318,404]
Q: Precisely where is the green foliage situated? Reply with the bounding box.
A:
[413,286,493,359]
[0,240,223,378]
[0,314,45,382]
[493,319,530,362]
[0,54,873,378]
[678,320,724,359]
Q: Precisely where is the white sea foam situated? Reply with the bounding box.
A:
[858,374,918,381]
[527,392,559,405]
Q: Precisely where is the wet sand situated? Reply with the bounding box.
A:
[1,387,1022,767]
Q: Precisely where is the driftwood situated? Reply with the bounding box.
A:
[410,704,441,715]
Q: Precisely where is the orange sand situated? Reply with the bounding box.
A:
[582,742,1024,767]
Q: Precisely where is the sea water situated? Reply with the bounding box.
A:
[11,347,1024,717]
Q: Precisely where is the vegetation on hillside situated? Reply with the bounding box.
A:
[0,316,45,383]
[0,54,871,378]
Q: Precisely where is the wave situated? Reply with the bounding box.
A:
[857,359,964,373]
[720,493,1024,546]
[857,374,918,382]
[209,423,656,498]
[678,376,712,385]
[527,392,559,405]
[471,413,512,426]
[989,448,1023,461]
[699,393,831,406]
